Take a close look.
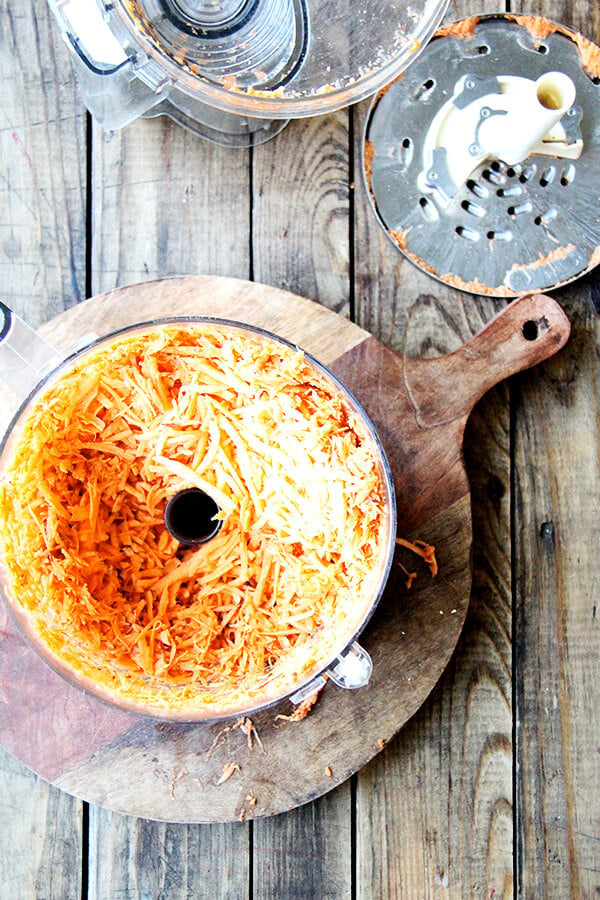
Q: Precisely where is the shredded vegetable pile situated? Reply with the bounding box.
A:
[0,323,387,715]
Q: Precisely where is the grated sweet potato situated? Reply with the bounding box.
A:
[0,323,388,716]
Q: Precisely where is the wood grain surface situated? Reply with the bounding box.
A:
[1,0,599,893]
[0,276,568,825]
[513,1,600,896]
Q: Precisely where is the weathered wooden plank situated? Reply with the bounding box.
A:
[251,114,351,316]
[0,0,86,321]
[88,806,250,900]
[355,376,514,899]
[0,1,86,895]
[0,747,82,900]
[513,1,600,896]
[250,110,354,897]
[88,115,253,890]
[253,786,353,899]
[514,284,600,897]
[91,115,252,293]
[355,379,516,898]
[352,0,517,894]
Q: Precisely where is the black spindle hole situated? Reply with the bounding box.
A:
[165,488,222,546]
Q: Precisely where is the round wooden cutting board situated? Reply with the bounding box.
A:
[0,276,570,823]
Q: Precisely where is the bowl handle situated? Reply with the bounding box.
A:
[0,303,63,399]
[288,642,373,707]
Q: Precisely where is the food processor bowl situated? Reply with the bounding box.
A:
[0,305,396,721]
[47,0,449,145]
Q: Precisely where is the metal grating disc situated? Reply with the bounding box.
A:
[363,14,600,297]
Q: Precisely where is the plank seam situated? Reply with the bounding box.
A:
[249,145,255,283]
[80,801,90,900]
[85,112,93,301]
[351,773,358,900]
[348,104,357,325]
[82,109,93,900]
[349,103,357,898]
[249,819,254,900]
[509,375,519,898]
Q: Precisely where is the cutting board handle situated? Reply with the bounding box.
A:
[406,292,571,425]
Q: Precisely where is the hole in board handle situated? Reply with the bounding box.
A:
[522,316,550,342]
[522,320,539,341]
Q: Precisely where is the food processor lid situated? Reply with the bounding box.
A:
[54,0,450,118]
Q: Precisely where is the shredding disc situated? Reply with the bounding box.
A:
[364,14,600,296]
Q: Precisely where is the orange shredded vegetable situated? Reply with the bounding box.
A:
[396,537,438,579]
[276,685,323,722]
[399,563,417,590]
[0,323,387,715]
[217,762,240,784]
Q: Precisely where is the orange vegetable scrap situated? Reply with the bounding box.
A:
[276,685,323,722]
[239,716,264,752]
[206,722,235,759]
[399,564,417,590]
[169,766,189,799]
[395,537,438,584]
[0,323,388,716]
[217,762,240,785]
[207,715,264,757]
